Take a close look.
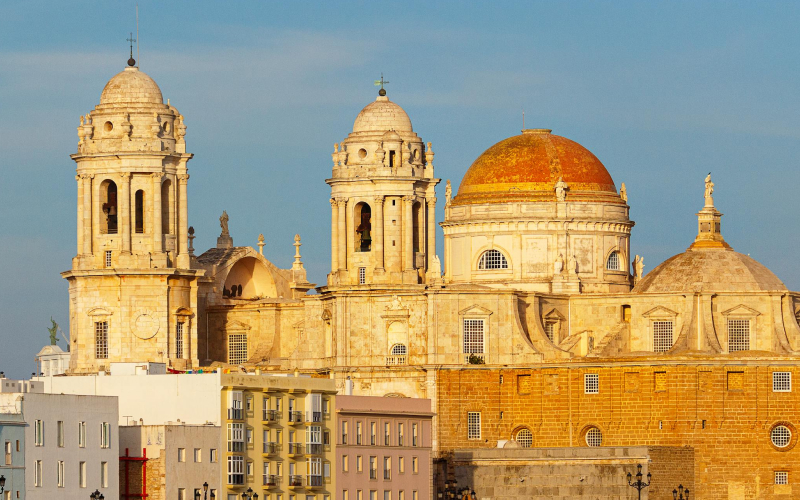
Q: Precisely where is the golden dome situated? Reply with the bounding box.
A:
[352,95,413,133]
[100,67,163,106]
[453,129,619,205]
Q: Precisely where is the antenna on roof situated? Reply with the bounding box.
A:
[127,32,137,67]
[136,4,140,67]
[522,108,525,130]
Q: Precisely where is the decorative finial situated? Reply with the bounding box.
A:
[257,234,265,256]
[620,182,627,203]
[293,234,302,263]
[127,32,137,66]
[188,226,195,256]
[374,73,389,96]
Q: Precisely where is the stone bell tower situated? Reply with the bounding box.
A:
[327,85,440,287]
[61,57,203,373]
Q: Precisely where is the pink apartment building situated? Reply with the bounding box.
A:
[336,396,433,500]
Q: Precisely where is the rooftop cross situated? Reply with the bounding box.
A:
[374,73,390,96]
[127,32,137,66]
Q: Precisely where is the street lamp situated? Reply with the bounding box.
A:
[673,484,690,500]
[626,464,651,500]
[90,490,105,500]
[0,475,5,494]
[241,487,258,500]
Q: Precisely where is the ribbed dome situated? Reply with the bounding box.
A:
[100,67,163,105]
[633,248,786,293]
[353,96,413,133]
[453,129,618,205]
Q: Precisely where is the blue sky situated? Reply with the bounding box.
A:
[1,1,799,378]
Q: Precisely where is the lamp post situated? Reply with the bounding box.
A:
[673,484,690,500]
[0,474,5,494]
[195,481,215,500]
[90,490,105,500]
[241,487,258,500]
[626,464,651,500]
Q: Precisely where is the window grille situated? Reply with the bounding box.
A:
[728,319,750,352]
[359,267,366,284]
[606,251,620,271]
[463,319,484,354]
[176,322,184,359]
[467,412,481,440]
[228,334,248,365]
[105,250,112,268]
[775,471,789,485]
[478,249,508,270]
[391,344,407,356]
[773,372,792,392]
[515,428,533,448]
[227,455,245,485]
[544,322,555,342]
[584,373,599,394]
[585,427,603,447]
[95,321,109,359]
[652,320,673,353]
[771,425,792,448]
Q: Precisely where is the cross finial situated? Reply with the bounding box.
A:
[127,32,137,66]
[374,73,390,96]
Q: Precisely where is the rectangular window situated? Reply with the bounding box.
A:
[101,422,111,448]
[78,421,86,448]
[369,456,377,480]
[584,373,599,394]
[463,319,485,354]
[210,448,218,462]
[343,491,349,500]
[35,460,42,487]
[359,267,366,285]
[357,422,363,445]
[775,471,789,485]
[194,448,201,462]
[728,319,750,352]
[246,461,254,477]
[544,322,555,342]
[370,491,377,500]
[4,441,10,466]
[774,372,792,392]
[370,422,377,446]
[384,422,390,446]
[398,456,405,474]
[228,334,248,365]
[342,421,349,444]
[357,455,363,472]
[227,423,245,452]
[412,423,418,447]
[35,420,44,446]
[397,423,404,446]
[399,492,404,500]
[101,461,108,487]
[357,491,363,500]
[95,321,109,359]
[383,456,391,480]
[57,460,65,487]
[178,489,186,500]
[384,491,391,500]
[57,421,64,447]
[412,457,418,474]
[79,461,86,488]
[343,455,349,472]
[228,391,244,420]
[467,412,481,440]
[228,455,245,485]
[176,322,184,359]
[652,320,673,353]
[413,491,418,500]
[105,250,112,268]
[178,448,186,462]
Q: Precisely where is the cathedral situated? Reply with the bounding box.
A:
[63,58,800,498]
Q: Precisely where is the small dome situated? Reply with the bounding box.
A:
[454,129,618,205]
[100,66,163,105]
[633,248,786,293]
[353,96,413,133]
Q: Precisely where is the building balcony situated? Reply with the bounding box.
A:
[262,409,280,422]
[307,443,323,455]
[287,442,305,456]
[227,408,243,420]
[288,411,305,424]
[385,355,406,366]
[263,475,280,487]
[464,353,486,365]
[309,411,323,423]
[288,475,304,488]
[306,475,323,488]
[262,442,281,455]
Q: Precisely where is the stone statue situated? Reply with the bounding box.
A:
[704,173,714,206]
[220,211,230,236]
[568,255,578,274]
[553,253,564,275]
[388,295,403,311]
[431,255,442,277]
[445,180,452,205]
[633,255,645,280]
[620,182,627,203]
[47,317,59,346]
[554,177,568,202]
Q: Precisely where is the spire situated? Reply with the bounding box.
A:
[374,73,389,97]
[127,32,137,67]
[690,173,731,250]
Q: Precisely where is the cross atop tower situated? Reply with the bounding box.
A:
[374,73,389,96]
[127,32,137,66]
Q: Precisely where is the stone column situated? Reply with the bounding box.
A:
[330,199,338,272]
[82,174,93,255]
[337,198,347,271]
[427,197,437,270]
[178,174,190,257]
[403,196,414,270]
[120,172,132,253]
[373,196,385,270]
[76,175,83,255]
[152,173,163,253]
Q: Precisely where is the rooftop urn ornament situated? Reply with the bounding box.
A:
[292,234,303,268]
[374,73,390,96]
[620,182,628,202]
[188,226,195,256]
[704,172,714,207]
[258,233,265,255]
[47,317,59,346]
[554,177,568,202]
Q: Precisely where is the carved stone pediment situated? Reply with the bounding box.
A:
[642,306,678,318]
[721,304,761,317]
[459,304,494,317]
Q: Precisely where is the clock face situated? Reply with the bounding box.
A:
[132,311,159,339]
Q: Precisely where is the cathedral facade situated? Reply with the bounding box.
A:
[64,61,800,499]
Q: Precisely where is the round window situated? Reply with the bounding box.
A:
[358,148,367,159]
[585,427,602,447]
[515,428,533,448]
[104,121,113,132]
[771,425,792,448]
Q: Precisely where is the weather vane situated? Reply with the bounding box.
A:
[127,32,137,66]
[374,73,389,96]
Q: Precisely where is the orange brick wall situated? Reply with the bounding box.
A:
[436,363,799,499]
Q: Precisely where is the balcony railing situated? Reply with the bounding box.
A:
[288,411,304,423]
[464,353,486,364]
[263,442,281,454]
[288,475,304,487]
[369,469,377,480]
[309,411,322,423]
[385,355,406,365]
[262,409,280,422]
[263,474,279,487]
[227,408,243,420]
[306,443,323,455]
[307,475,323,487]
[288,442,305,455]
[341,434,348,445]
[384,470,391,480]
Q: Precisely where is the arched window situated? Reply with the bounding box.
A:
[134,190,145,233]
[515,428,533,448]
[390,344,407,356]
[100,180,118,234]
[412,202,421,252]
[585,427,603,447]
[478,249,508,270]
[161,178,173,235]
[354,202,372,252]
[606,251,621,271]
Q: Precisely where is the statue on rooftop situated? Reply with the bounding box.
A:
[220,211,230,236]
[47,317,59,346]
